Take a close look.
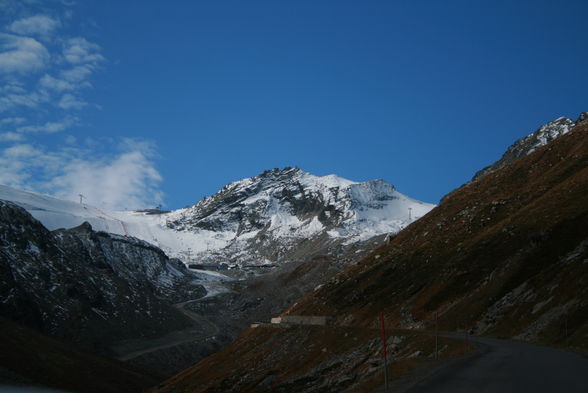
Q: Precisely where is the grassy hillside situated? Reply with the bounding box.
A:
[296,121,588,348]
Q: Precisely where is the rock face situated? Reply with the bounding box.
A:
[0,200,203,353]
[473,113,586,181]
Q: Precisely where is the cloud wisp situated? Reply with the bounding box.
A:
[0,5,166,210]
[0,32,49,74]
[0,12,104,139]
[7,14,61,38]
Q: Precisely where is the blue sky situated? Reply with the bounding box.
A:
[0,0,587,209]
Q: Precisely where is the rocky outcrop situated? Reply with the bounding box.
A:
[473,113,586,181]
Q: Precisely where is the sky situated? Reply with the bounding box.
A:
[0,0,587,210]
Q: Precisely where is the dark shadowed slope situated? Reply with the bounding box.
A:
[0,317,161,393]
[0,200,200,354]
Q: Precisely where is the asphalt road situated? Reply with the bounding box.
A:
[404,335,588,393]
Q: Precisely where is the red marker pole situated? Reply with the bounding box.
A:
[380,312,389,392]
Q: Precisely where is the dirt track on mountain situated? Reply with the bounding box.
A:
[115,298,220,361]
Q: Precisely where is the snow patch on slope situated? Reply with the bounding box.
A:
[525,117,575,154]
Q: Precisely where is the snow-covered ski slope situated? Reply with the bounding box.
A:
[0,184,130,234]
[0,169,435,264]
[0,184,202,259]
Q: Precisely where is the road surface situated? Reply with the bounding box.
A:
[403,335,588,393]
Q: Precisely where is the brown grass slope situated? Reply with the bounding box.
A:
[155,325,473,393]
[294,121,588,344]
[154,123,588,392]
[0,317,161,393]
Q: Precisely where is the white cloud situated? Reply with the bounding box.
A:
[0,139,164,210]
[0,33,49,74]
[0,116,26,125]
[51,150,163,210]
[16,116,78,134]
[39,74,76,91]
[7,15,61,38]
[63,37,104,64]
[2,142,40,158]
[1,13,103,115]
[0,143,42,186]
[60,64,95,82]
[0,131,24,142]
[120,138,159,157]
[58,93,86,109]
[9,68,95,113]
[0,88,49,111]
[0,83,27,94]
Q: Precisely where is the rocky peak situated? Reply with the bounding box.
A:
[256,166,301,182]
[70,221,94,233]
[576,112,588,125]
[473,113,584,181]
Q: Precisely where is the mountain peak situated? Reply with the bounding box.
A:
[258,166,301,178]
[473,113,583,181]
[162,168,433,265]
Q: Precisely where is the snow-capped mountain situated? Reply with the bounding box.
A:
[164,168,434,265]
[473,112,587,181]
[0,168,435,267]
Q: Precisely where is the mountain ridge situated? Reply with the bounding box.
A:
[0,168,434,269]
